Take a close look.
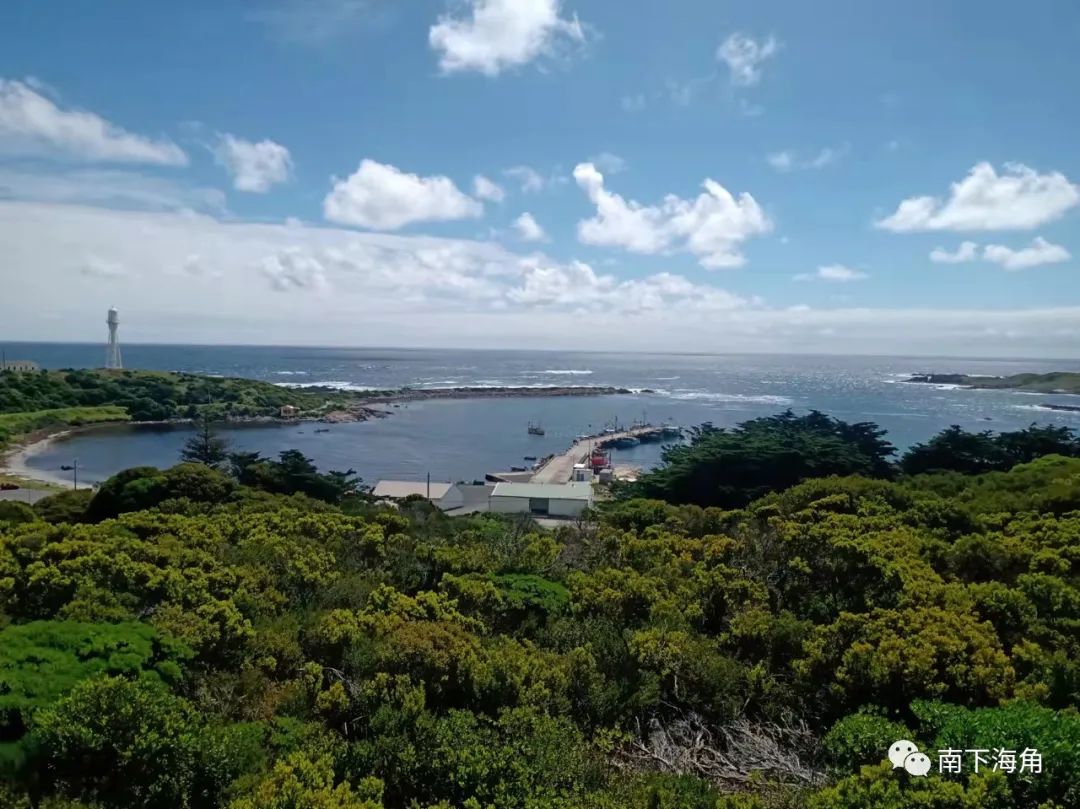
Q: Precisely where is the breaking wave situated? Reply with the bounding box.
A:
[651,390,795,405]
[275,381,381,392]
[1015,404,1080,416]
[538,369,594,375]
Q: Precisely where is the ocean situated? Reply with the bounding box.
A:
[6,343,1080,487]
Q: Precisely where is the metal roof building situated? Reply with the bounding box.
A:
[372,480,454,501]
[489,481,593,518]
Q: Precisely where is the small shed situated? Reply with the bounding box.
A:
[489,482,592,518]
[279,404,299,418]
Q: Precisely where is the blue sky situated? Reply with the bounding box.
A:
[1,0,1078,356]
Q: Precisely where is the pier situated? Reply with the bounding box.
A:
[530,425,678,484]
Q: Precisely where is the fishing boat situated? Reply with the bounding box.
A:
[610,436,640,449]
[523,455,537,461]
[527,421,545,436]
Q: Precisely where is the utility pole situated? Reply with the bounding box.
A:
[426,471,431,500]
[73,458,78,490]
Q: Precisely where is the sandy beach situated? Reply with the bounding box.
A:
[0,429,80,489]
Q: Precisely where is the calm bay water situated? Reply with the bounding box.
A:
[7,343,1080,487]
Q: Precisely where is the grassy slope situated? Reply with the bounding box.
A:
[0,406,131,452]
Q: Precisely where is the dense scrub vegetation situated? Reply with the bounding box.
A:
[0,412,1076,807]
[0,369,377,449]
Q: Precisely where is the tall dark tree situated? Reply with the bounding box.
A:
[227,448,360,503]
[626,410,896,508]
[179,416,229,469]
[900,423,1080,475]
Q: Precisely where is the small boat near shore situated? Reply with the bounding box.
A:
[527,421,545,436]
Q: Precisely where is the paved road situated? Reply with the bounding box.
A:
[530,427,659,484]
[0,488,55,504]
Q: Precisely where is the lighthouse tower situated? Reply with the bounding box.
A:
[105,307,122,370]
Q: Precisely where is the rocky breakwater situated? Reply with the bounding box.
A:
[359,385,633,406]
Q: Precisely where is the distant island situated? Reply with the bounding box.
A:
[905,371,1080,395]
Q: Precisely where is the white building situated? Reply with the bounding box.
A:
[488,482,593,518]
[372,480,463,510]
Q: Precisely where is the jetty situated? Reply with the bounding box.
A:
[530,425,679,484]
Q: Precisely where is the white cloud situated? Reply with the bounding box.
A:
[572,161,771,268]
[473,174,505,202]
[503,164,546,193]
[766,151,793,172]
[929,238,1070,270]
[983,237,1070,270]
[716,33,779,86]
[794,264,868,282]
[930,241,979,264]
[736,98,764,118]
[512,211,546,241]
[589,151,626,174]
[506,259,750,313]
[806,147,841,169]
[621,94,646,113]
[323,159,483,230]
[0,199,755,340]
[260,248,329,291]
[0,78,187,165]
[80,255,128,278]
[213,134,292,193]
[767,146,844,172]
[665,74,714,107]
[2,199,1079,357]
[0,166,226,212]
[429,0,587,76]
[876,162,1079,232]
[181,253,215,278]
[250,0,380,45]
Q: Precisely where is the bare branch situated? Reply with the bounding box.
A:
[614,711,825,791]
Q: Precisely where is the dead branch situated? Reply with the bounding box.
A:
[615,711,825,790]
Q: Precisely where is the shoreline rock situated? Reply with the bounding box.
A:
[1035,403,1080,413]
[904,372,1080,396]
